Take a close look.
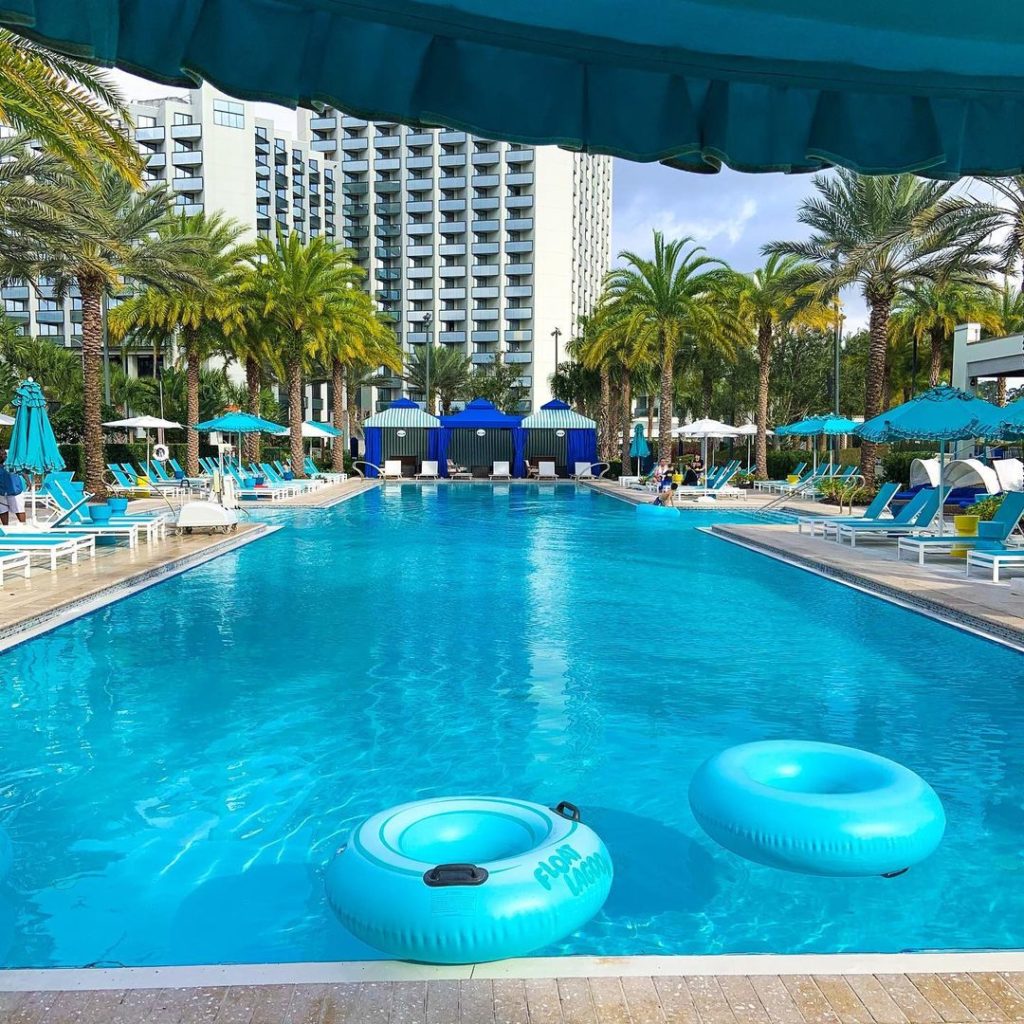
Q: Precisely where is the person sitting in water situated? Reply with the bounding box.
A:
[653,482,678,506]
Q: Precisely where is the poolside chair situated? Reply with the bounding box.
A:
[416,460,440,479]
[536,461,557,481]
[796,482,900,535]
[44,477,170,545]
[0,529,94,571]
[259,462,322,492]
[304,455,346,482]
[754,461,807,492]
[490,461,512,480]
[965,546,1024,582]
[224,463,293,500]
[835,488,941,547]
[382,460,405,480]
[898,491,1024,565]
[106,463,140,492]
[0,548,30,584]
[447,459,472,480]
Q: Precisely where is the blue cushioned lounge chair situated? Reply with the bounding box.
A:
[836,488,941,546]
[897,491,1024,565]
[796,482,901,535]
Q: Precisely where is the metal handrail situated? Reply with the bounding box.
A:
[574,461,610,480]
[351,460,384,480]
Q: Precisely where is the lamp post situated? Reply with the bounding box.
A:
[423,311,433,413]
[551,326,561,370]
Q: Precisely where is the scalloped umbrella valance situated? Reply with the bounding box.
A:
[7,0,1024,178]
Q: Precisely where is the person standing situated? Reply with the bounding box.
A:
[0,448,27,525]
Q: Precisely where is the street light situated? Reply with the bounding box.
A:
[423,312,433,413]
[551,326,561,369]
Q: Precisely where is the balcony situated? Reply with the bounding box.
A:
[134,126,165,144]
[342,116,368,128]
[439,221,466,235]
[471,174,499,189]
[375,375,404,389]
[513,375,533,388]
[407,332,429,344]
[407,177,433,192]
[35,310,65,325]
[406,132,434,146]
[311,139,337,153]
[310,116,337,131]
[506,217,534,232]
[471,330,499,343]
[472,352,497,365]
[439,131,467,145]
[472,197,499,212]
[407,244,433,257]
[343,159,369,173]
[145,152,166,168]
[374,134,401,149]
[506,262,533,276]
[471,242,499,256]
[472,219,499,233]
[439,331,467,344]
[407,200,434,214]
[255,163,270,178]
[472,308,499,321]
[439,153,466,168]
[439,176,466,190]
[440,308,466,321]
[171,175,203,192]
[69,309,83,324]
[506,172,534,186]
[170,150,203,168]
[407,288,433,301]
[342,137,369,152]
[507,146,534,162]
[3,309,28,322]
[170,123,202,142]
[472,152,499,166]
[472,286,499,299]
[344,225,369,239]
[374,157,401,172]
[406,155,433,171]
[376,268,401,281]
[504,351,533,364]
[407,223,433,236]
[375,224,401,238]
[375,245,401,260]
[439,199,466,213]
[505,285,533,298]
[471,264,499,277]
[343,180,369,195]
[2,285,29,299]
[505,307,532,320]
[376,289,401,302]
[177,202,204,215]
[505,194,533,209]
[506,330,533,343]
[505,240,534,255]
[439,265,466,278]
[375,201,401,216]
[440,288,466,300]
[439,243,466,257]
[343,202,369,217]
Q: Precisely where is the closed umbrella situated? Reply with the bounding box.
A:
[103,415,183,473]
[7,378,65,523]
[856,386,1000,536]
[671,418,740,494]
[628,423,650,476]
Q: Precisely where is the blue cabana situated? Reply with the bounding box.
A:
[362,398,444,478]
[441,399,525,477]
[519,399,598,476]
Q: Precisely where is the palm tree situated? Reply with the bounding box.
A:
[46,166,204,495]
[0,30,141,185]
[404,344,471,415]
[980,277,1024,405]
[765,170,995,483]
[605,232,735,462]
[240,231,364,478]
[109,211,251,478]
[733,254,833,477]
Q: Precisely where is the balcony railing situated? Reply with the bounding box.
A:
[376,268,401,281]
[440,288,466,300]
[506,262,533,276]
[406,132,434,146]
[343,159,369,173]
[439,265,466,278]
[407,244,433,257]
[439,331,467,344]
[135,126,165,144]
[407,200,434,214]
[374,157,401,172]
[311,139,338,153]
[375,224,402,238]
[406,155,433,170]
[506,330,533,343]
[374,179,400,194]
[506,172,534,186]
[407,266,433,279]
[472,352,497,364]
[472,308,499,321]
[407,177,433,192]
[471,242,499,256]
[342,137,369,151]
[472,152,499,166]
[170,150,203,167]
[472,219,499,233]
[505,307,532,320]
[505,240,534,254]
[375,201,401,215]
[505,285,533,298]
[472,286,499,300]
[471,264,499,277]
[471,330,499,343]
[439,153,467,168]
[505,194,533,209]
[343,203,369,217]
[506,217,534,232]
[343,181,369,195]
[170,123,202,141]
[505,148,534,164]
[439,221,466,234]
[407,223,433,236]
[171,176,203,192]
[472,197,499,212]
[504,351,533,364]
[310,116,337,131]
[439,176,466,190]
[471,174,499,188]
[439,131,467,145]
[375,245,401,259]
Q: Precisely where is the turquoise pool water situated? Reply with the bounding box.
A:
[0,484,1022,967]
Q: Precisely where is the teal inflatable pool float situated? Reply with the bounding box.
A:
[326,796,612,963]
[689,741,945,877]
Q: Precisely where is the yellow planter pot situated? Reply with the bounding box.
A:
[950,514,980,558]
[786,474,800,485]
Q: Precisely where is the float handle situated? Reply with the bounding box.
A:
[423,863,490,887]
[552,801,581,822]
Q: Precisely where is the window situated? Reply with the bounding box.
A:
[213,99,244,129]
[173,112,194,125]
[135,114,156,128]
[38,298,61,311]
[37,323,61,336]
[173,140,194,153]
[136,354,164,377]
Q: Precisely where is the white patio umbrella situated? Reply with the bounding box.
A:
[671,418,740,494]
[734,422,774,470]
[0,413,14,427]
[103,415,183,471]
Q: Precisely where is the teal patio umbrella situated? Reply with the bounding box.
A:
[856,386,1000,535]
[628,424,650,475]
[981,398,1024,441]
[193,411,286,477]
[7,2,1024,179]
[776,414,859,474]
[7,378,65,523]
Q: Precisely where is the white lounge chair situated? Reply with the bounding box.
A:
[416,460,439,479]
[573,462,594,479]
[447,460,472,479]
[537,461,557,481]
[966,547,1024,582]
[490,461,512,479]
[0,548,30,584]
[382,460,404,480]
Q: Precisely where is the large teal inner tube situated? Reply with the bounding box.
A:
[326,796,612,963]
[689,741,946,877]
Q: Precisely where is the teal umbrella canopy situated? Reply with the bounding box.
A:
[6,378,64,476]
[980,397,1024,441]
[8,1,1024,178]
[629,424,650,459]
[777,415,859,436]
[856,386,1000,443]
[193,411,284,433]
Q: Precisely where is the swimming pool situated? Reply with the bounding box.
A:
[0,484,1021,967]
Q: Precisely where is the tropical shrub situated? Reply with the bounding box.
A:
[880,449,934,487]
[967,494,1004,521]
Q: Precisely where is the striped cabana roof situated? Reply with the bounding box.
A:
[519,399,596,430]
[362,398,442,429]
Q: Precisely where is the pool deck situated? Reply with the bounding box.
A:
[6,956,1024,1023]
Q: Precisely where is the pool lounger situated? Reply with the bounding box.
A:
[43,478,170,545]
[897,492,1024,565]
[834,488,941,547]
[796,482,900,535]
[965,548,1024,582]
[0,531,96,571]
[0,548,31,583]
[490,461,512,480]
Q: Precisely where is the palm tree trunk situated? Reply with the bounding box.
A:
[599,365,613,461]
[658,339,674,465]
[288,358,306,478]
[619,370,632,470]
[647,397,654,439]
[755,321,772,479]
[860,298,891,486]
[184,329,201,478]
[997,376,1008,407]
[929,329,944,387]
[243,355,261,464]
[79,276,106,498]
[332,357,346,472]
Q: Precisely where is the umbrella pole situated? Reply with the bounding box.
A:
[938,440,946,537]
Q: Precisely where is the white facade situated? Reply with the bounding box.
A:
[299,111,612,413]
